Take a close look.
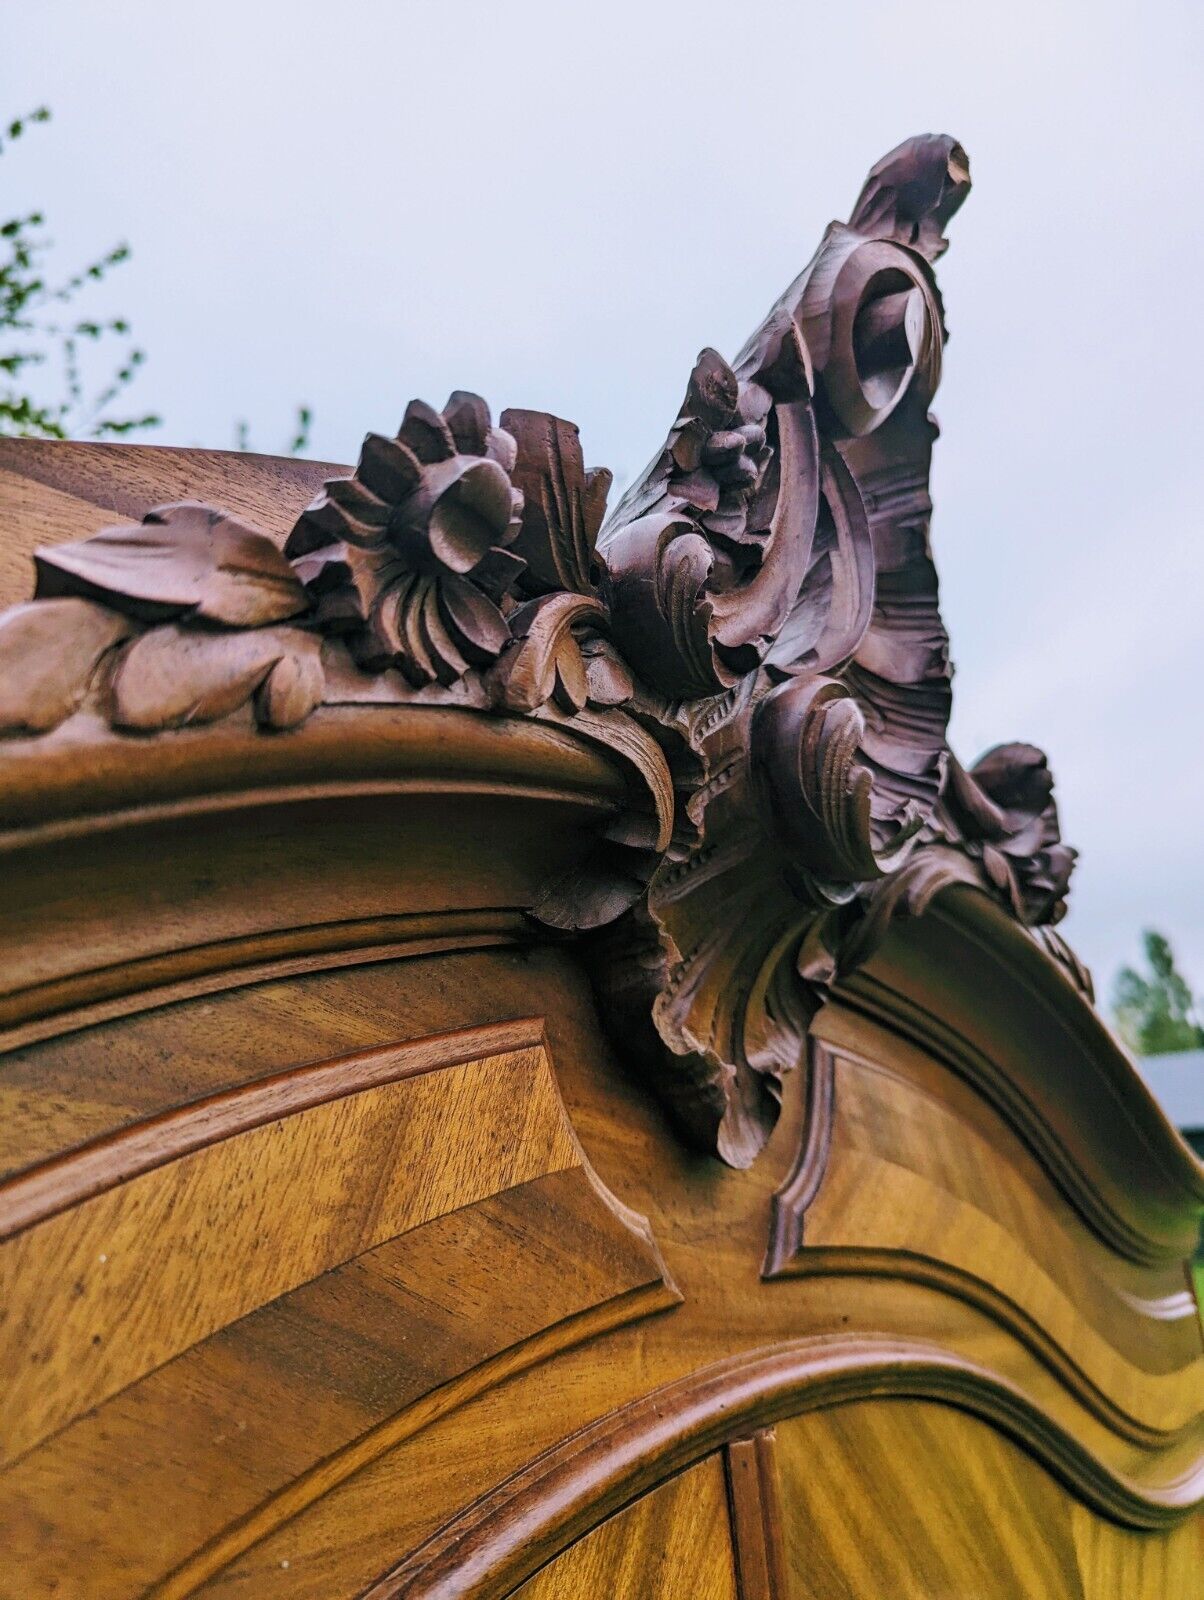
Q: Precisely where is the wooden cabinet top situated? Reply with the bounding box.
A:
[0,135,1200,1598]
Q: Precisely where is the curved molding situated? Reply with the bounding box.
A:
[766,1038,1199,1447]
[842,886,1204,1264]
[764,1044,836,1275]
[0,1016,544,1239]
[0,705,659,1046]
[0,135,1092,1170]
[0,703,631,838]
[369,1337,1204,1600]
[0,909,526,1052]
[780,1249,1186,1450]
[148,1279,681,1600]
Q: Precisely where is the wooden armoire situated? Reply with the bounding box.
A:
[1,135,1201,1598]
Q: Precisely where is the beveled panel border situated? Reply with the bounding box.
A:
[0,1016,542,1240]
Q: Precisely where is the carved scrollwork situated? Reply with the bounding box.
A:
[0,133,1081,1167]
[587,135,973,1164]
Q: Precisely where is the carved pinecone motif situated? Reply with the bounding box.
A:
[286,393,525,685]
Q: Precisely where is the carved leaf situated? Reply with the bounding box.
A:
[501,408,612,597]
[492,593,611,714]
[0,598,134,735]
[34,502,309,627]
[109,626,324,731]
[530,705,675,933]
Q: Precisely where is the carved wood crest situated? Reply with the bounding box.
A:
[0,135,1077,1167]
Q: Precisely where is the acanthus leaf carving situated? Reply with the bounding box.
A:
[0,134,1082,1169]
[34,501,309,626]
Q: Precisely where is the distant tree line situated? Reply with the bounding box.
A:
[1112,930,1204,1057]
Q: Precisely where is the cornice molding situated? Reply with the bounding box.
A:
[0,134,1078,1167]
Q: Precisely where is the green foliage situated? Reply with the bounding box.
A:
[2,107,313,455]
[234,404,313,457]
[1112,930,1204,1056]
[1,108,160,439]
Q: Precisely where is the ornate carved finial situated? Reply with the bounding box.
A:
[592,133,968,1164]
[848,133,971,261]
[0,134,1080,1168]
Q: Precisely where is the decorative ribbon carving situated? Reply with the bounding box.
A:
[0,134,1077,1166]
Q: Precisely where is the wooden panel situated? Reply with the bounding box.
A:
[0,1028,582,1465]
[110,947,1194,1598]
[768,1035,1204,1440]
[0,948,543,1180]
[1,1166,677,1599]
[508,1456,737,1600]
[2,943,1200,1597]
[775,1400,1202,1599]
[847,896,1204,1265]
[0,440,341,610]
[0,764,622,1047]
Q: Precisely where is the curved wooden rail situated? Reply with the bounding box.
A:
[374,1337,1204,1600]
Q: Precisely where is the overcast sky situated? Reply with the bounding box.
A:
[6,0,1203,1004]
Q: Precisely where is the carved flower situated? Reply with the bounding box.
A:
[613,320,810,573]
[940,744,1075,924]
[286,392,525,686]
[661,347,774,548]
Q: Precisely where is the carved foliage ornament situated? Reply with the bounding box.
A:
[0,134,1076,1167]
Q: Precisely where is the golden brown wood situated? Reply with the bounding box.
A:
[3,1166,676,1598]
[775,1400,1203,1599]
[1,1035,588,1464]
[0,134,1201,1600]
[767,1035,1204,1441]
[506,1457,737,1600]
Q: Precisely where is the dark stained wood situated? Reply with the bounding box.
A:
[0,440,342,610]
[0,133,1200,1600]
[1,135,1070,1167]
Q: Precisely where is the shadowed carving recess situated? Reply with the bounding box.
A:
[0,134,1078,1166]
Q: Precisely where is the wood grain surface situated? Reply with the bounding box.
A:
[1,1036,584,1465]
[2,136,1202,1600]
[775,1400,1203,1598]
[506,1456,737,1600]
[1,939,1199,1599]
[3,1165,676,1598]
[0,440,340,609]
[768,1037,1204,1439]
